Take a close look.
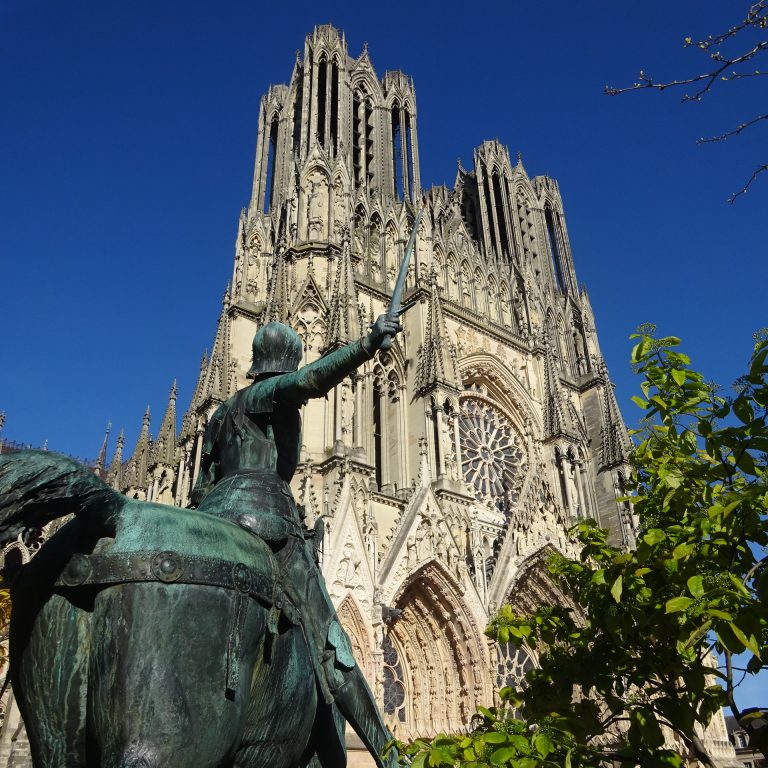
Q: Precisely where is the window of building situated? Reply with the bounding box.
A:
[264,116,279,213]
[317,58,327,148]
[392,106,403,199]
[496,640,534,691]
[458,394,526,513]
[383,635,407,722]
[545,206,566,293]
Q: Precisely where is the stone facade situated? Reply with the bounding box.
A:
[0,24,737,766]
[136,23,636,738]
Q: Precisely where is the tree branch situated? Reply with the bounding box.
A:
[689,1,768,50]
[698,113,768,143]
[605,40,768,102]
[728,163,768,202]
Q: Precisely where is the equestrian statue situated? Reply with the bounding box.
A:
[0,212,423,768]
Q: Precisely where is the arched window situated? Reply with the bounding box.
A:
[492,172,510,259]
[264,115,279,213]
[482,174,498,256]
[292,79,303,151]
[546,206,566,293]
[352,88,364,186]
[496,641,534,691]
[391,104,403,199]
[317,57,327,148]
[372,358,405,492]
[405,109,414,199]
[330,60,339,155]
[383,635,407,723]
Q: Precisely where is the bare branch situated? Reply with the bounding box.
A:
[698,113,768,143]
[721,69,768,81]
[689,1,768,50]
[728,163,768,202]
[605,40,768,102]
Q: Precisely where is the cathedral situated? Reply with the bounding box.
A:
[0,23,739,768]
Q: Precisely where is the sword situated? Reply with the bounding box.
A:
[380,208,424,351]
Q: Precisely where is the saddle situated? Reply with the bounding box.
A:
[53,496,300,695]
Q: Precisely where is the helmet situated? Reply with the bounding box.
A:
[246,322,303,380]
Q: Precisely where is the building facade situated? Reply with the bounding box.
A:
[2,23,737,766]
[110,23,636,738]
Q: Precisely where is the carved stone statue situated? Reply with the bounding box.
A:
[0,314,402,768]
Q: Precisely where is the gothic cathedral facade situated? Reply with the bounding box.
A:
[107,24,636,738]
[71,25,646,742]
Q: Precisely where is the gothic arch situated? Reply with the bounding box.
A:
[459,353,542,439]
[385,560,491,738]
[370,349,407,491]
[502,545,583,620]
[337,594,375,686]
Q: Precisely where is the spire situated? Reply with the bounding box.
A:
[152,380,178,467]
[94,421,111,475]
[203,289,235,405]
[124,406,151,491]
[107,427,125,489]
[324,227,361,350]
[263,242,291,324]
[542,336,575,440]
[415,269,460,395]
[600,368,632,469]
[180,350,209,441]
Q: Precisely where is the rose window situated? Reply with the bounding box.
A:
[458,397,526,508]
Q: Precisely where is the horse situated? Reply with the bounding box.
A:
[0,450,350,768]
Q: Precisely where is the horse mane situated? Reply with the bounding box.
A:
[0,450,125,544]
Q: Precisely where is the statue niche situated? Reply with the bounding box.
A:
[303,169,330,241]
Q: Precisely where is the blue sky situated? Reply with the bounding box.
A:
[1,0,766,705]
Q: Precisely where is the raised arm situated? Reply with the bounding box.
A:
[275,314,401,405]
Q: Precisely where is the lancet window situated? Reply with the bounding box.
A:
[372,358,405,492]
[391,104,403,200]
[492,172,511,260]
[264,115,279,213]
[545,206,566,294]
[382,635,407,723]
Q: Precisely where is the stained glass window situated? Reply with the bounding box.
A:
[458,396,526,510]
[496,641,534,691]
[382,635,407,722]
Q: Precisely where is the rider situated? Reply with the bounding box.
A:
[191,315,401,768]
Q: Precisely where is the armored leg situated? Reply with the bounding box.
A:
[325,661,397,768]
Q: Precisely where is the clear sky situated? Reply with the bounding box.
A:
[1,0,766,712]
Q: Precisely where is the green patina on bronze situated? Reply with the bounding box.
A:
[0,312,404,768]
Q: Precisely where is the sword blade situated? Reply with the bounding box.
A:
[388,208,424,318]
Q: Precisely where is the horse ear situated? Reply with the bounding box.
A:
[0,450,124,545]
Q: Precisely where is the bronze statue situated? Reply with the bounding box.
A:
[0,313,401,768]
[0,208,423,768]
